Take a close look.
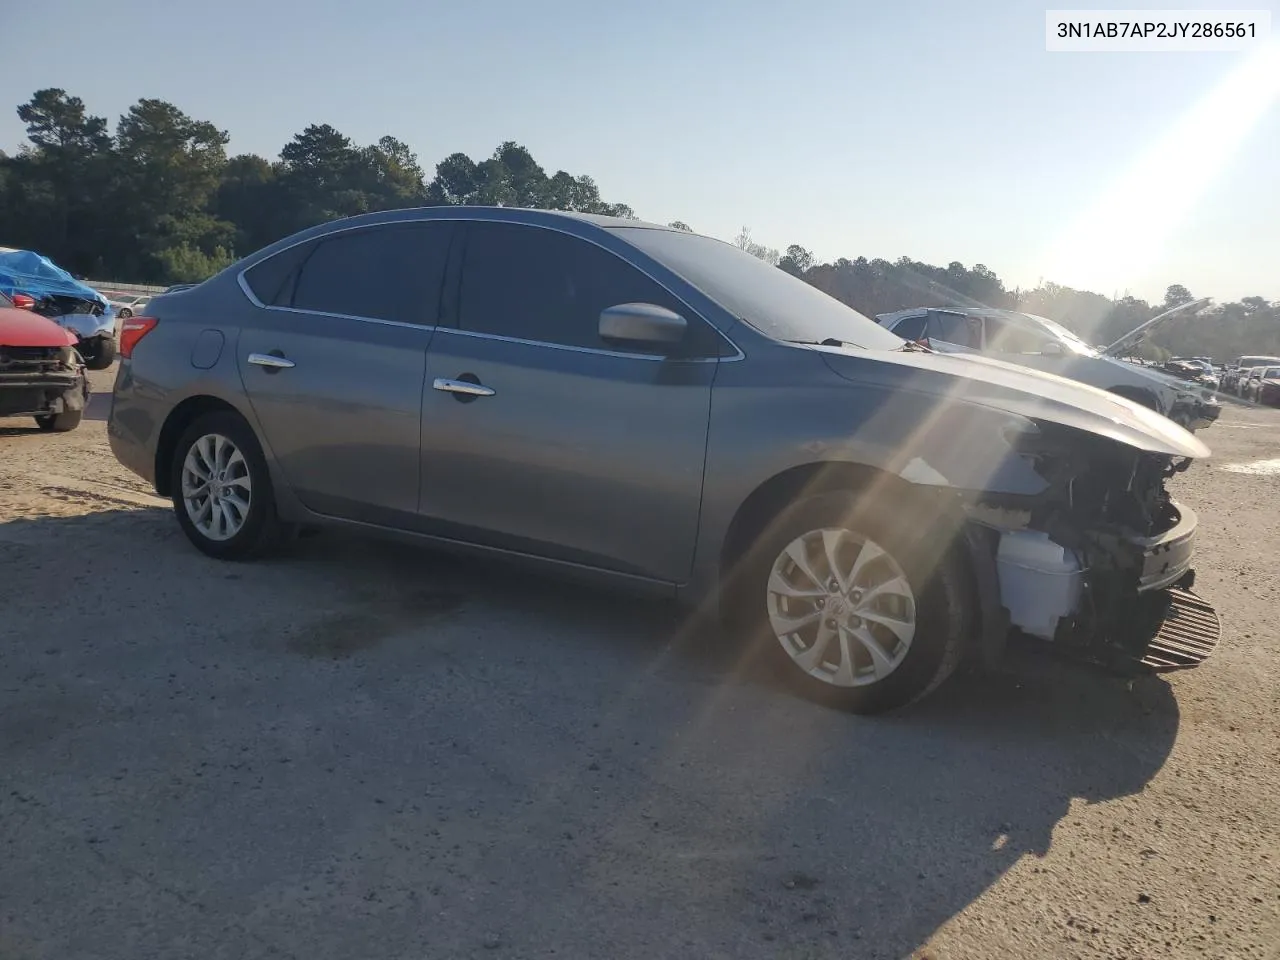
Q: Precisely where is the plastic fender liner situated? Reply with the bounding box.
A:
[962,522,1010,669]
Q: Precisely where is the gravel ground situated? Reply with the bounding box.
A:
[1,369,1278,960]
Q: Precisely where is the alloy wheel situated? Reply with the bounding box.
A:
[181,433,252,541]
[766,527,917,687]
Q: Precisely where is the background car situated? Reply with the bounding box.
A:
[108,207,1217,714]
[1241,365,1280,404]
[875,301,1220,431]
[0,289,89,431]
[107,293,151,319]
[0,247,117,369]
[1250,367,1280,406]
[1165,357,1221,391]
[1223,355,1280,395]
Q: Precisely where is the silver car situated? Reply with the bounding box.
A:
[876,303,1221,431]
[108,208,1219,713]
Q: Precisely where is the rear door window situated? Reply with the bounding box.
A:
[242,240,315,306]
[287,222,454,325]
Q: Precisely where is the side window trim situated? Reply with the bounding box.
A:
[449,220,738,361]
[237,223,455,330]
[237,216,743,359]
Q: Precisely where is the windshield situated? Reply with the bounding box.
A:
[613,227,905,350]
[1013,311,1097,355]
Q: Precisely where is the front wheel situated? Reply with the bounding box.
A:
[34,410,83,432]
[728,489,972,714]
[170,411,283,560]
[81,336,118,371]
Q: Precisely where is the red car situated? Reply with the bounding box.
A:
[0,289,90,431]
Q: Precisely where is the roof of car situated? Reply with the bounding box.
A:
[329,206,672,233]
[234,206,683,274]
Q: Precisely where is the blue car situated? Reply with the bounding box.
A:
[0,247,117,369]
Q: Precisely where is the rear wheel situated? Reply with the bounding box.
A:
[170,411,283,560]
[34,410,83,432]
[727,489,972,714]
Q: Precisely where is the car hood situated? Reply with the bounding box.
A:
[818,345,1209,459]
[0,307,78,347]
[1102,297,1212,357]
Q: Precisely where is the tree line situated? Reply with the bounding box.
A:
[2,88,1275,362]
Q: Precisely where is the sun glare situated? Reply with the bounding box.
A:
[1040,41,1280,293]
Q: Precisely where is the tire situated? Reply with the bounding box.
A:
[82,336,118,371]
[169,411,284,560]
[725,488,972,714]
[118,308,133,320]
[34,410,83,432]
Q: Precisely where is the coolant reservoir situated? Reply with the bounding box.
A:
[995,530,1084,642]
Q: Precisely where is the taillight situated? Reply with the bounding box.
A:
[11,293,35,310]
[119,316,159,358]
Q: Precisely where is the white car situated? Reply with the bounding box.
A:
[106,294,151,319]
[876,298,1220,432]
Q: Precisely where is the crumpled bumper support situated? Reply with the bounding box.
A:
[1137,587,1220,670]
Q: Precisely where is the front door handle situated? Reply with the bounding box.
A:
[248,352,295,370]
[433,377,495,398]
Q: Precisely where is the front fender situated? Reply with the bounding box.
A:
[56,312,116,340]
[685,349,1051,603]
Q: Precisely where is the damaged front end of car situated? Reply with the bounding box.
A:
[964,418,1219,674]
[0,341,89,420]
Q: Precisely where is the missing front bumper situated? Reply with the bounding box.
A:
[1136,587,1221,671]
[0,372,87,418]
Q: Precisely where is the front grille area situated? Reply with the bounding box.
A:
[0,346,62,372]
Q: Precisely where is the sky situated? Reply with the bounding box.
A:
[2,0,1278,304]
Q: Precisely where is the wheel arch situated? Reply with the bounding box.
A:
[718,460,969,589]
[154,395,243,497]
[1107,383,1163,413]
[715,459,988,709]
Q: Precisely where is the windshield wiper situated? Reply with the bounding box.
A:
[789,337,858,348]
[897,340,933,353]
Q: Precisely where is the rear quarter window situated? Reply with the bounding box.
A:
[242,241,316,306]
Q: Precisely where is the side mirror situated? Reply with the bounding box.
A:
[1041,341,1064,356]
[599,302,687,350]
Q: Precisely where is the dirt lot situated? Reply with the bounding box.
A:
[2,368,1278,960]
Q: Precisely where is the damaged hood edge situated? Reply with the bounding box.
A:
[819,346,1210,460]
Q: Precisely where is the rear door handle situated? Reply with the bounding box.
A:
[248,352,295,370]
[433,377,495,398]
